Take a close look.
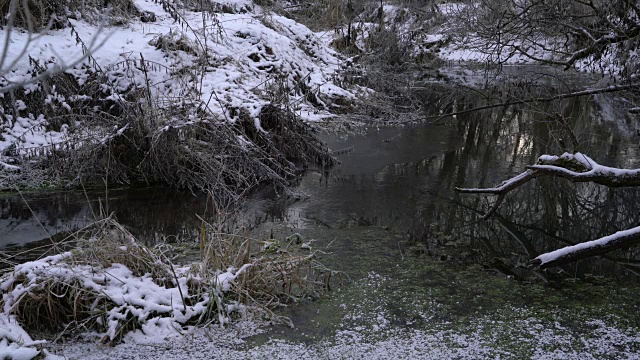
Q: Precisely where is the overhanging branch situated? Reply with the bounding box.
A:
[456,152,640,219]
[427,83,639,122]
[456,152,640,268]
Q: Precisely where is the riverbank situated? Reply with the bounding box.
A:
[6,116,640,358]
[1,213,334,358]
[46,226,640,359]
[3,1,640,359]
[0,0,363,193]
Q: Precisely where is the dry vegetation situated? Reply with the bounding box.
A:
[0,0,338,198]
[0,0,140,30]
[0,214,335,344]
[271,0,446,125]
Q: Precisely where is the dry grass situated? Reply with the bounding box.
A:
[0,214,337,343]
[1,22,336,197]
[2,217,172,341]
[285,0,353,31]
[0,0,138,30]
[201,227,334,309]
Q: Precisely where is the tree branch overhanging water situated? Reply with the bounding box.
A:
[456,152,640,270]
[427,82,640,123]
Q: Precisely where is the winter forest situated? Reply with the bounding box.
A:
[1,0,640,358]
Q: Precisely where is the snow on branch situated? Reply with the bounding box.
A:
[456,152,640,219]
[531,153,640,187]
[456,152,640,269]
[532,226,640,269]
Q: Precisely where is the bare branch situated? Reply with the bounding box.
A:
[427,83,639,122]
[457,152,640,217]
[457,152,640,268]
[0,0,110,94]
[463,0,640,79]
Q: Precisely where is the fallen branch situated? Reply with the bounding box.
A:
[456,152,640,269]
[531,226,640,269]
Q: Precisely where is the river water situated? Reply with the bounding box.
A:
[4,75,640,356]
[4,82,640,277]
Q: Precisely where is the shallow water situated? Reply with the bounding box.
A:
[239,100,640,350]
[4,84,640,272]
[7,78,640,357]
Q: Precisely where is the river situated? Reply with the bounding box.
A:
[4,74,640,357]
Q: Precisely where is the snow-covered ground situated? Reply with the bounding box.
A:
[3,265,639,359]
[48,319,640,360]
[44,272,640,359]
[0,0,359,157]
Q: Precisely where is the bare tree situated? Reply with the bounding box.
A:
[460,0,640,80]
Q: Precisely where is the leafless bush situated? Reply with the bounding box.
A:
[57,75,336,198]
[364,26,412,67]
[457,0,640,79]
[281,0,369,31]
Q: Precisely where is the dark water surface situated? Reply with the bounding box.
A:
[4,82,640,352]
[3,87,640,276]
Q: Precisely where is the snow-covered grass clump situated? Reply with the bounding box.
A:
[0,216,332,356]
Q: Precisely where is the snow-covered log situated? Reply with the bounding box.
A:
[531,226,640,269]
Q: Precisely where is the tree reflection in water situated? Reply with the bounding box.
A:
[3,81,640,282]
[415,87,640,281]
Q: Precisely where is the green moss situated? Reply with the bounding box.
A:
[246,225,640,356]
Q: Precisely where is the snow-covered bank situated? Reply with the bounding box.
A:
[47,272,640,360]
[351,1,636,78]
[0,0,355,153]
[0,217,329,358]
[0,0,364,190]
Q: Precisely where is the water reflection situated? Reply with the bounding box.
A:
[282,91,640,279]
[3,86,639,280]
[413,92,640,279]
[0,188,212,248]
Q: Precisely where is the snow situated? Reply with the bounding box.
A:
[2,245,640,359]
[535,226,640,266]
[43,290,640,360]
[535,152,640,178]
[0,160,19,171]
[0,0,356,156]
[216,264,251,292]
[0,249,253,346]
[0,314,58,360]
